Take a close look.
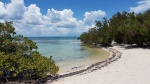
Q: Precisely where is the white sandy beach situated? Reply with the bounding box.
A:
[52,45,150,84]
[57,47,110,74]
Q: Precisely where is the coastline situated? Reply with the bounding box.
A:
[46,45,122,83]
[57,47,122,78]
[57,47,110,74]
[51,44,150,84]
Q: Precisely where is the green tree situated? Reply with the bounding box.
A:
[87,27,99,46]
[78,32,89,44]
[0,21,59,81]
[79,18,113,47]
[79,10,150,47]
[96,18,113,46]
[143,10,150,45]
[110,11,129,43]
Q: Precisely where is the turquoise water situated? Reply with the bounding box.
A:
[28,37,93,63]
[28,37,110,73]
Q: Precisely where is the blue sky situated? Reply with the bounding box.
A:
[0,0,150,37]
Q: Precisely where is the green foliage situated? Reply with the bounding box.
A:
[0,22,59,79]
[110,10,150,46]
[97,18,113,46]
[79,10,150,46]
[79,18,113,46]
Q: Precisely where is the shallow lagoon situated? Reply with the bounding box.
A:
[29,37,109,73]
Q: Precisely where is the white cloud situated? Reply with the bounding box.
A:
[23,4,43,25]
[83,10,106,25]
[44,8,79,28]
[130,0,150,13]
[45,8,62,23]
[0,2,7,18]
[0,0,26,19]
[0,0,106,36]
[44,8,75,23]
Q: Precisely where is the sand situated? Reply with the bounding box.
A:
[51,44,150,84]
[57,47,110,74]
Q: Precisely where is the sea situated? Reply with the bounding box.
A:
[28,37,109,73]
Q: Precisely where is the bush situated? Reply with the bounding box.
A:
[0,21,59,81]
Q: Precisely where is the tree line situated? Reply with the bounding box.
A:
[0,22,59,82]
[79,10,150,46]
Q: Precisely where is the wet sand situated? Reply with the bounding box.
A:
[57,46,110,74]
[52,44,150,84]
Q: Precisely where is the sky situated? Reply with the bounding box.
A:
[0,0,150,37]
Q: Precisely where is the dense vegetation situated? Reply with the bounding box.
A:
[0,22,59,82]
[79,10,150,46]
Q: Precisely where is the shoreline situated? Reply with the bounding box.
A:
[46,46,122,83]
[52,45,150,84]
[58,47,121,77]
[57,47,110,74]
